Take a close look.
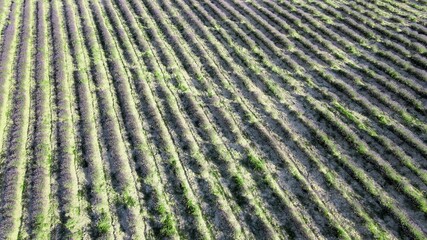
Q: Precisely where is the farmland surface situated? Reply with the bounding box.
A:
[0,0,427,239]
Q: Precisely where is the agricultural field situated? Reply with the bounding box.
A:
[0,0,426,239]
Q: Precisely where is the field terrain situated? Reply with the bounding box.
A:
[0,0,426,239]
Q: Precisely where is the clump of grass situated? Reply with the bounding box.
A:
[177,82,188,92]
[34,213,48,237]
[385,68,398,79]
[248,153,265,172]
[158,206,177,237]
[186,199,197,215]
[266,82,279,97]
[413,42,426,54]
[232,174,244,189]
[161,214,176,237]
[377,114,391,126]
[96,211,110,235]
[117,190,137,208]
[154,70,162,80]
[244,112,257,125]
[346,45,359,55]
[157,202,177,237]
[65,217,78,235]
[195,73,204,82]
[324,170,336,186]
[357,144,368,155]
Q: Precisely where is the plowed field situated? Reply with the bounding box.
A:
[0,0,426,239]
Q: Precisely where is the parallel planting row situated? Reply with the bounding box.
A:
[0,0,426,239]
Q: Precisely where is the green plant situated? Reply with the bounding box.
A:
[248,153,265,172]
[96,212,110,234]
